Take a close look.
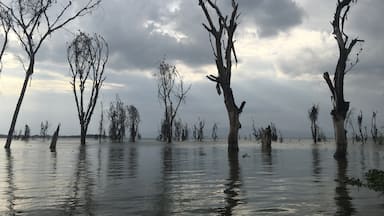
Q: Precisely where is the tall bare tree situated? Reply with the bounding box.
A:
[357,110,364,144]
[199,0,245,152]
[155,59,191,143]
[127,105,140,142]
[0,6,11,73]
[2,0,102,149]
[68,32,108,145]
[323,0,364,158]
[308,104,319,144]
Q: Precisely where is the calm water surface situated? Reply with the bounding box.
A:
[0,138,383,215]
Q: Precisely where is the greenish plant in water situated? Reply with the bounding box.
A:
[346,169,384,192]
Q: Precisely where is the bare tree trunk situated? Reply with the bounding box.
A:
[81,126,86,145]
[225,89,241,152]
[50,124,60,152]
[333,115,347,158]
[5,66,33,149]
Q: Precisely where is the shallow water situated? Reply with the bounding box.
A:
[0,138,383,215]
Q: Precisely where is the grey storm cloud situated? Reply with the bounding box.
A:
[33,0,306,71]
[239,0,305,37]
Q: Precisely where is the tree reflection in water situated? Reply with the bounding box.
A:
[335,158,355,216]
[217,152,243,215]
[5,149,16,215]
[312,145,322,182]
[127,145,138,178]
[63,145,94,215]
[261,145,273,174]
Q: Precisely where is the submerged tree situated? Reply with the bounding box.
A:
[22,124,30,140]
[108,95,126,142]
[211,123,218,141]
[40,120,49,139]
[155,59,191,143]
[197,118,205,142]
[199,0,245,152]
[68,32,108,145]
[308,104,319,144]
[2,0,102,149]
[357,110,365,144]
[323,0,364,158]
[371,111,378,143]
[127,105,140,142]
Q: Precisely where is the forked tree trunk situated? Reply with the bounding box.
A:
[5,64,33,149]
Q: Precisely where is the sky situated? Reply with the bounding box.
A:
[0,0,383,139]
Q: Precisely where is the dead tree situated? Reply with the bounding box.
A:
[211,123,218,141]
[127,105,140,142]
[108,95,126,142]
[323,0,364,158]
[308,104,319,144]
[40,120,49,139]
[371,111,378,143]
[199,0,245,152]
[0,6,11,73]
[50,124,60,152]
[197,119,205,142]
[22,124,30,140]
[2,0,102,149]
[68,32,108,145]
[155,59,191,143]
[357,110,365,144]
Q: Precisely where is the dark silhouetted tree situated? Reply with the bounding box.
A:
[155,59,191,143]
[182,123,189,141]
[127,105,140,142]
[357,111,364,143]
[40,120,49,139]
[323,0,364,158]
[2,0,102,149]
[50,124,60,152]
[371,111,378,143]
[108,95,126,142]
[199,0,245,152]
[308,104,319,144]
[212,123,218,141]
[197,119,205,142]
[68,32,108,145]
[22,124,30,140]
[270,122,278,142]
[0,6,11,73]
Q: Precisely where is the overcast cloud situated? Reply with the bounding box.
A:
[0,0,383,139]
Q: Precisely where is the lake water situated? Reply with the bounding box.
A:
[0,138,383,216]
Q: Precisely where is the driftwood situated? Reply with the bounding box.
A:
[50,124,60,152]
